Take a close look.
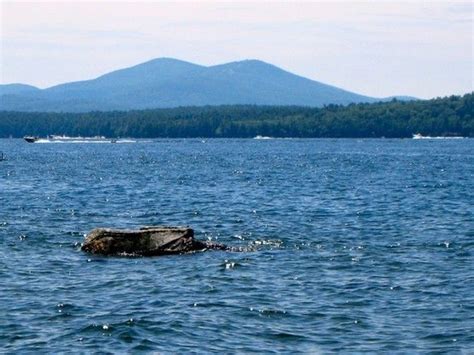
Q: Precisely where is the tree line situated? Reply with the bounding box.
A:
[0,93,472,138]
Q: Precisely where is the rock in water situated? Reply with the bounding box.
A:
[81,226,226,256]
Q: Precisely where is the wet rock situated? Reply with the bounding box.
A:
[81,226,227,256]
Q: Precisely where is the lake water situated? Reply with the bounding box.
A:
[1,138,473,353]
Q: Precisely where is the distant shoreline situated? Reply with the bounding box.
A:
[0,137,470,141]
[0,93,472,139]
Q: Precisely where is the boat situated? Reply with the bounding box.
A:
[24,136,39,143]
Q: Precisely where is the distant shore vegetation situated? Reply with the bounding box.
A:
[0,93,472,138]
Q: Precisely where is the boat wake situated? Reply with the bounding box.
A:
[412,133,466,140]
[35,139,113,144]
[25,135,136,144]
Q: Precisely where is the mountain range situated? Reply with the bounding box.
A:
[0,58,413,112]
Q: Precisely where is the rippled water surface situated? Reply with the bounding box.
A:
[1,138,473,352]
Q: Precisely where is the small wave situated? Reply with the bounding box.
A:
[249,307,288,317]
[251,239,283,248]
[266,331,307,340]
[221,259,242,269]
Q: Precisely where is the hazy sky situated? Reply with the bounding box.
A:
[1,1,472,98]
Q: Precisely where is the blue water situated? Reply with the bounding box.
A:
[1,138,473,352]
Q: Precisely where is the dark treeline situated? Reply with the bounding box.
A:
[0,93,472,138]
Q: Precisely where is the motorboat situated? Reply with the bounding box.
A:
[24,136,39,143]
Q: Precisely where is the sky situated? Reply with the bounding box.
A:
[0,0,472,99]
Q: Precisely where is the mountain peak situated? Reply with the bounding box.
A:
[139,57,203,67]
[0,83,40,96]
[232,59,270,65]
[214,59,274,68]
[210,59,285,77]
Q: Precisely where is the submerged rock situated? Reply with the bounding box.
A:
[81,226,227,256]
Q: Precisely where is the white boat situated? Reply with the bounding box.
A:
[24,136,39,143]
